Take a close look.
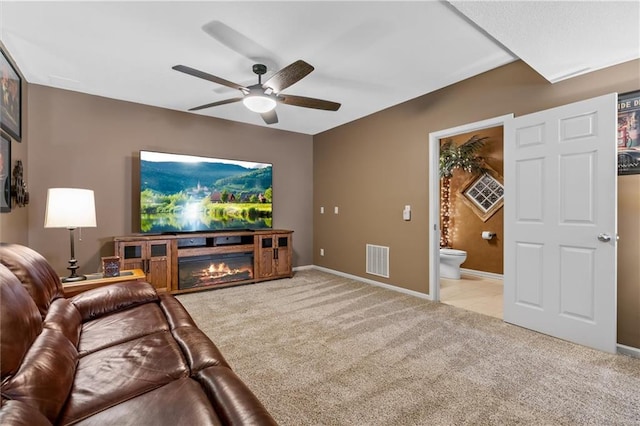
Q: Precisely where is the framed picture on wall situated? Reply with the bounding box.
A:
[1,48,21,142]
[1,134,10,212]
[618,90,640,175]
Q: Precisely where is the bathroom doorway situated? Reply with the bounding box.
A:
[428,114,512,312]
[439,126,505,318]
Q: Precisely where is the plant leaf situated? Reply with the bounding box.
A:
[439,134,489,177]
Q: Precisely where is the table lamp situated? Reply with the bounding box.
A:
[44,188,97,282]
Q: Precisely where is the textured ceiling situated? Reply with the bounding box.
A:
[1,1,638,135]
[450,0,640,83]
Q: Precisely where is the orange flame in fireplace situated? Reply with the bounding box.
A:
[201,262,252,280]
[208,263,229,274]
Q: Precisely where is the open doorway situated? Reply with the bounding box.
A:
[439,126,505,318]
[428,114,513,314]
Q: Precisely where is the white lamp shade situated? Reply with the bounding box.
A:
[44,188,97,228]
[243,95,276,113]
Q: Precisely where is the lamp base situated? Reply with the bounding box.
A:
[62,257,86,282]
[62,274,87,283]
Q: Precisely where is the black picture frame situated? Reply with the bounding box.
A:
[1,134,10,212]
[1,48,21,142]
[618,90,640,175]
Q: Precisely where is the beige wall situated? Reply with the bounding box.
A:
[618,175,640,348]
[314,59,640,347]
[314,106,431,291]
[21,85,313,275]
[444,126,504,274]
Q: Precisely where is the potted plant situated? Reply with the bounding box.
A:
[439,134,488,247]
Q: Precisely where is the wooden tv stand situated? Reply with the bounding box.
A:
[114,229,293,295]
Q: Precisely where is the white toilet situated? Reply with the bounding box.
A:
[439,248,467,279]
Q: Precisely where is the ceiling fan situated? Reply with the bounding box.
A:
[172,60,341,125]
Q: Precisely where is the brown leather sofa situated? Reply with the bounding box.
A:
[0,243,277,425]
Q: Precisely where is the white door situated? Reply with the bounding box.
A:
[504,93,617,353]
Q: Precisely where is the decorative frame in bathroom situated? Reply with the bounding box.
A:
[458,164,504,222]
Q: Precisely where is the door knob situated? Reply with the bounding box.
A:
[597,233,611,242]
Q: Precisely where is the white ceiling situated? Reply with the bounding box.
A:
[1,1,638,135]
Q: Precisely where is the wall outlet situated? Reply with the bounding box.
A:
[320,206,324,214]
[334,206,339,214]
[320,248,325,256]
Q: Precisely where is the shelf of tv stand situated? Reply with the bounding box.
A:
[113,229,293,295]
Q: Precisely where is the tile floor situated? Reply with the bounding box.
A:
[440,274,503,319]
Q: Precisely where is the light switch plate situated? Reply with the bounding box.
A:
[403,205,411,221]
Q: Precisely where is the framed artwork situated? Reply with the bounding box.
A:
[618,90,640,175]
[1,48,21,142]
[1,134,10,212]
[458,164,504,222]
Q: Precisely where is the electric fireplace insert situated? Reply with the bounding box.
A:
[178,252,254,289]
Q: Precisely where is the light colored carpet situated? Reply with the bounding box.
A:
[177,270,640,426]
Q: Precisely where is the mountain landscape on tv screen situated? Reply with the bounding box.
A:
[140,159,272,233]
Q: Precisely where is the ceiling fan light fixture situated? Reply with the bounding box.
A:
[174,60,340,122]
[243,94,276,113]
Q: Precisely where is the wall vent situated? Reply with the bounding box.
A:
[366,244,389,278]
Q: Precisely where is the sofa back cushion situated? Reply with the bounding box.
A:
[1,259,78,424]
[2,328,78,423]
[0,264,43,380]
[0,244,65,318]
[0,399,53,426]
[43,298,82,348]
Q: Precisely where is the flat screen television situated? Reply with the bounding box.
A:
[139,150,272,234]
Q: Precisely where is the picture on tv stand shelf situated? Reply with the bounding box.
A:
[140,150,272,234]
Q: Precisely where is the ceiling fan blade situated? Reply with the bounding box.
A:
[188,97,243,111]
[279,94,341,111]
[261,109,278,125]
[173,65,246,91]
[263,60,314,93]
[201,21,280,73]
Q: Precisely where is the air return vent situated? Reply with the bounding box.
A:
[366,244,389,278]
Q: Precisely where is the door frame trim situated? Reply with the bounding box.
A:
[428,114,513,302]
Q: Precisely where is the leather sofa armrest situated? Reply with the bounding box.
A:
[70,281,159,322]
[0,399,53,426]
[172,326,231,371]
[195,367,278,426]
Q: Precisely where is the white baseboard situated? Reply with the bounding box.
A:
[311,265,433,301]
[293,265,315,272]
[617,343,640,358]
[460,268,503,280]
